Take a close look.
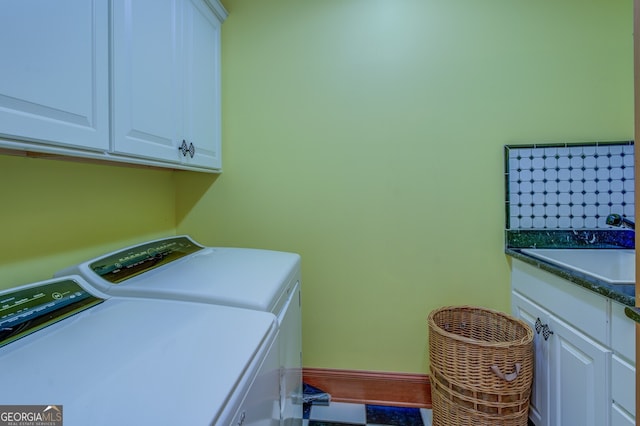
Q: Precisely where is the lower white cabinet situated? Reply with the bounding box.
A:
[547,314,610,426]
[611,354,636,426]
[511,291,551,425]
[511,259,636,426]
[611,301,636,426]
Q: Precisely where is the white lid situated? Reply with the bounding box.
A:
[0,277,278,426]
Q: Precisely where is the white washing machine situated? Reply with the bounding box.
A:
[55,235,302,426]
[0,276,280,426]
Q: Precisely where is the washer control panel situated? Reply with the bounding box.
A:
[0,279,103,347]
[90,236,204,283]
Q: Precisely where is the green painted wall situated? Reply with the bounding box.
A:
[0,0,632,376]
[177,0,634,373]
[0,155,176,288]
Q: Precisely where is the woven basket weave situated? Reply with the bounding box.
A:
[428,306,534,426]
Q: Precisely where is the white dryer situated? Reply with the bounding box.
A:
[55,235,302,426]
[0,276,280,426]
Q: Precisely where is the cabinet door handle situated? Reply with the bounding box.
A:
[179,140,189,156]
[542,324,554,341]
[188,142,195,158]
[535,318,543,334]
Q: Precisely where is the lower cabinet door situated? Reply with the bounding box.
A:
[548,316,610,426]
[511,291,550,426]
[612,404,636,426]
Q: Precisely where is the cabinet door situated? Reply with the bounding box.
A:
[512,291,551,426]
[112,0,182,163]
[612,355,636,422]
[182,0,223,169]
[610,302,636,422]
[612,404,636,426]
[548,316,610,426]
[0,0,109,151]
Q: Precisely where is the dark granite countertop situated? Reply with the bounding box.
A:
[506,247,635,307]
[505,229,637,322]
[624,306,640,323]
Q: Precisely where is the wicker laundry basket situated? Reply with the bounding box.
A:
[428,306,534,426]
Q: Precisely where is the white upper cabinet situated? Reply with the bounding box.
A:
[0,0,225,172]
[0,0,109,152]
[111,0,182,163]
[112,0,223,170]
[182,0,223,169]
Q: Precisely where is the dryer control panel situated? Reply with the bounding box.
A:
[90,236,204,283]
[0,279,103,347]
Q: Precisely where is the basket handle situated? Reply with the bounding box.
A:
[490,363,521,382]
